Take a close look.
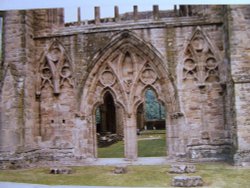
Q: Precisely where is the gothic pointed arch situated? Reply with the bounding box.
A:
[80,30,179,116]
[36,39,74,96]
[79,30,182,158]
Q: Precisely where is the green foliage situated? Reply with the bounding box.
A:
[145,89,166,120]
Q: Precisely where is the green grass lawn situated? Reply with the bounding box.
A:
[1,163,250,187]
[138,138,166,157]
[98,130,166,158]
[98,140,125,158]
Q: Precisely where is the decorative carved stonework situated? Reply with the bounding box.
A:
[183,27,220,86]
[100,70,116,86]
[36,39,74,96]
[122,52,134,92]
[140,65,157,85]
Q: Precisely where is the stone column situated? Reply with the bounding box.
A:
[133,5,138,22]
[125,114,137,160]
[114,6,120,22]
[174,5,178,16]
[153,5,159,21]
[94,6,100,24]
[77,7,81,25]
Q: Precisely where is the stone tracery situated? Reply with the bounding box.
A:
[36,39,74,96]
[183,27,220,85]
[80,31,180,159]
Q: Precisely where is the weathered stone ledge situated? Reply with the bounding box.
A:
[34,16,223,39]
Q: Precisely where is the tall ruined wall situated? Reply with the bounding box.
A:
[0,10,36,153]
[0,9,67,167]
[1,5,248,167]
[32,5,231,161]
[228,5,250,165]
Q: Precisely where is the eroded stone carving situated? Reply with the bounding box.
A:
[183,27,220,85]
[140,64,158,85]
[36,39,74,96]
[100,67,116,86]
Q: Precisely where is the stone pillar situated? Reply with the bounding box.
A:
[114,6,120,22]
[167,114,185,157]
[77,7,81,25]
[174,5,178,16]
[94,6,100,24]
[153,5,159,21]
[125,114,137,160]
[133,5,138,22]
[74,117,87,158]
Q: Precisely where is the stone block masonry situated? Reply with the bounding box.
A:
[0,5,250,168]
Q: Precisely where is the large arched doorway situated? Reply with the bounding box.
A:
[79,31,182,160]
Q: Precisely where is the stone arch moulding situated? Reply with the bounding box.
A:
[36,38,74,97]
[79,30,184,159]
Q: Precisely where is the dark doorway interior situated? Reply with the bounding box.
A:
[96,92,124,157]
[97,92,116,134]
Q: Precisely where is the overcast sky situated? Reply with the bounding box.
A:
[0,0,249,22]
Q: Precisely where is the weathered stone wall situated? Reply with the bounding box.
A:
[1,5,250,167]
[228,5,250,165]
[0,10,36,153]
[177,24,231,160]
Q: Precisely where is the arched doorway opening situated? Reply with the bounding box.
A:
[96,91,124,158]
[79,31,181,160]
[137,88,166,157]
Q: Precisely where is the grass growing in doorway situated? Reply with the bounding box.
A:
[138,130,166,157]
[98,141,124,158]
[98,130,166,158]
[138,138,166,157]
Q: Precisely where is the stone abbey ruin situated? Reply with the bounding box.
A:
[0,5,250,168]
